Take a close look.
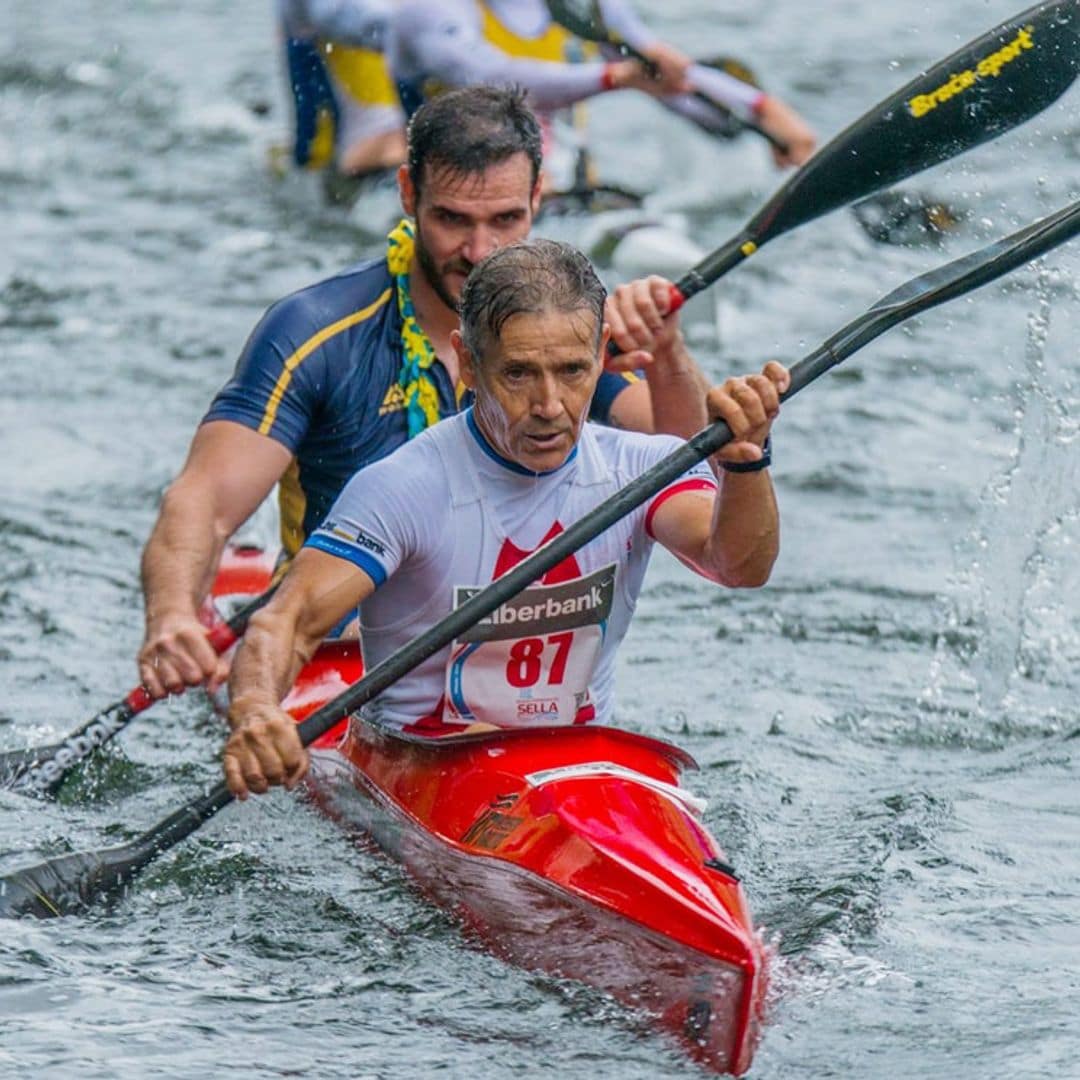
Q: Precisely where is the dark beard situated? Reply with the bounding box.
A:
[415,222,468,313]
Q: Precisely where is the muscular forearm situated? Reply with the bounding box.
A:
[141,484,229,625]
[228,608,323,724]
[223,603,322,798]
[643,333,708,439]
[701,469,779,587]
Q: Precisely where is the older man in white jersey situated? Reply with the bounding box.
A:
[223,238,787,799]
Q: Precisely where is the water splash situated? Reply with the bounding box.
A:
[926,266,1080,726]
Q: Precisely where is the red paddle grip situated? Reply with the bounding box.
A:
[124,686,154,713]
[126,619,240,710]
[206,620,241,653]
[605,283,688,360]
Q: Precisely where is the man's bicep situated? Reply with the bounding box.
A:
[648,488,717,569]
[597,374,652,432]
[175,421,293,536]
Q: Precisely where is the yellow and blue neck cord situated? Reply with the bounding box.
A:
[387,219,442,437]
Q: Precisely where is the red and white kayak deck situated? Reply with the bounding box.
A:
[210,544,768,1074]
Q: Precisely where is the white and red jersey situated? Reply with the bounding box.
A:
[308,408,715,732]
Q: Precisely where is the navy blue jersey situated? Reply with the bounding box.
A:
[204,256,631,557]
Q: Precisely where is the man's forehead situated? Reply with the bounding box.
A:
[494,308,600,352]
[420,154,535,202]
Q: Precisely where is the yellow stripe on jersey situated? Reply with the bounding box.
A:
[478,1,595,61]
[323,44,399,108]
[257,287,394,436]
[307,107,337,170]
[278,458,309,560]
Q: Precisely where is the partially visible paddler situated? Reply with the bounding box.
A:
[278,0,406,179]
[386,0,817,168]
[138,87,711,702]
[223,237,788,797]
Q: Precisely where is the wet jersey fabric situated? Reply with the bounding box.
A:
[307,409,717,732]
[202,257,632,559]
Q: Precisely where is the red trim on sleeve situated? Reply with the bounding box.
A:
[645,478,717,539]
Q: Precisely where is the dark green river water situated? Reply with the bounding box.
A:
[2,1,1079,1076]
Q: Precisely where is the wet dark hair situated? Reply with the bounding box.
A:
[407,86,543,196]
[459,239,607,360]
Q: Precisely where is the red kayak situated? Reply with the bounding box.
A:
[211,544,768,1074]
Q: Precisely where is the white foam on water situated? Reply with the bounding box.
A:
[925,265,1080,726]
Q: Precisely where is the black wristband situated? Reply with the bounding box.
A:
[721,435,772,474]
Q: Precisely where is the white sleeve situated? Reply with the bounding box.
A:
[306,455,437,586]
[686,62,764,117]
[393,0,609,111]
[643,470,717,539]
[601,431,717,540]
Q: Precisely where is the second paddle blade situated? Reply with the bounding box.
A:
[0,841,153,919]
[749,0,1080,243]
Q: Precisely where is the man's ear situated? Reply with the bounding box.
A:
[398,164,416,218]
[530,173,544,218]
[452,330,478,389]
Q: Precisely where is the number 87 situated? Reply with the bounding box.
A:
[505,631,574,688]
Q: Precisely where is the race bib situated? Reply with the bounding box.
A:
[444,564,617,729]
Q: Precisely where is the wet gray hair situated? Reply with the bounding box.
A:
[458,239,607,361]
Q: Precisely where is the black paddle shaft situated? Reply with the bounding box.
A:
[3,197,1078,919]
[675,0,1080,303]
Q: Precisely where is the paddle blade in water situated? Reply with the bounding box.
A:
[0,744,61,791]
[749,0,1080,243]
[0,841,153,918]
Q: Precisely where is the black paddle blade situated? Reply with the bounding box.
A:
[750,0,1080,243]
[0,840,153,918]
[0,695,138,798]
[852,189,964,246]
[0,780,236,919]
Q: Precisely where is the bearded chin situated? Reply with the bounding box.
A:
[415,226,463,312]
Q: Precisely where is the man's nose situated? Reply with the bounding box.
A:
[462,225,499,265]
[531,374,563,419]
